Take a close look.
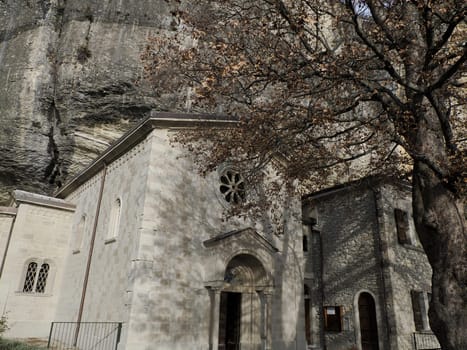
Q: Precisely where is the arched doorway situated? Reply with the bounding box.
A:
[358,292,379,350]
[218,254,270,350]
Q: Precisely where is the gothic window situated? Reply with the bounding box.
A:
[22,261,51,294]
[22,262,37,292]
[35,264,50,293]
[324,306,342,332]
[219,169,245,204]
[107,198,121,241]
[411,290,430,332]
[303,234,309,252]
[73,215,86,253]
[394,208,410,244]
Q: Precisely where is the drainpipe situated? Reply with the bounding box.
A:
[0,209,17,279]
[74,163,107,346]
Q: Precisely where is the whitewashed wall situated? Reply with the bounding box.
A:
[54,133,153,348]
[0,202,73,338]
[125,129,305,350]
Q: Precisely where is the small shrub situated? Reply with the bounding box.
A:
[77,45,91,63]
[0,314,8,337]
[0,338,45,349]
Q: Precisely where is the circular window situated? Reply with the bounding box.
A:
[219,169,245,204]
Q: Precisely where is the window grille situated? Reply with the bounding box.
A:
[35,263,50,293]
[23,262,37,292]
[219,170,245,204]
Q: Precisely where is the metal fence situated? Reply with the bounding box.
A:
[47,322,122,350]
[413,332,441,350]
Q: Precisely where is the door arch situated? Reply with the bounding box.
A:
[218,254,270,350]
[357,292,379,350]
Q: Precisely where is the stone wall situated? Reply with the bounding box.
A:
[124,129,305,350]
[54,131,153,347]
[0,0,178,203]
[377,184,434,350]
[0,207,17,277]
[304,180,435,350]
[0,201,73,338]
[305,183,388,350]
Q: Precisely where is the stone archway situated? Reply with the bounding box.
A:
[208,253,273,350]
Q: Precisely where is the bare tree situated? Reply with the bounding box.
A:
[142,1,466,348]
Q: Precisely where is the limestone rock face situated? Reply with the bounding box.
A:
[0,0,178,203]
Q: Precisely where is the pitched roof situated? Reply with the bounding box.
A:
[55,112,238,198]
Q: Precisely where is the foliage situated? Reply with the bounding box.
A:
[143,0,465,194]
[0,339,44,350]
[0,314,7,338]
[143,1,466,349]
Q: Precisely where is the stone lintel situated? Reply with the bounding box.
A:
[203,227,278,253]
[0,206,17,216]
[12,190,76,212]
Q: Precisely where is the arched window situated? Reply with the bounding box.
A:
[219,169,245,204]
[23,262,37,292]
[107,198,121,241]
[22,261,51,294]
[73,215,86,253]
[35,263,50,293]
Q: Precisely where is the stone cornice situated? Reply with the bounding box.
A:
[203,227,279,253]
[12,190,76,211]
[302,175,411,203]
[0,206,17,216]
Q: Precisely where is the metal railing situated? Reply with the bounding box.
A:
[413,332,441,350]
[47,322,122,350]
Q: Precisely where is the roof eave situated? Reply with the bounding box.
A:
[55,112,238,199]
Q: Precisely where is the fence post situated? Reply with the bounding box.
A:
[114,323,122,350]
[47,322,54,348]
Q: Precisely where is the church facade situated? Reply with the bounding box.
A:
[0,113,439,350]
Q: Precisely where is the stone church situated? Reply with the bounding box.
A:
[0,112,440,350]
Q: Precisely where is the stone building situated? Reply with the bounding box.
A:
[302,180,440,350]
[0,113,439,350]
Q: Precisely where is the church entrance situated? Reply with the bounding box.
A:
[218,292,242,350]
[209,253,272,350]
[358,292,379,350]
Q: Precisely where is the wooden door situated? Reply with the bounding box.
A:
[358,293,379,350]
[218,292,242,350]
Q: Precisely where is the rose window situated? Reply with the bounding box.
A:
[219,170,245,204]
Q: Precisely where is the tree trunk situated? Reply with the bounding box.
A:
[412,162,467,350]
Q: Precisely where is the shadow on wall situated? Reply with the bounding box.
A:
[127,147,304,349]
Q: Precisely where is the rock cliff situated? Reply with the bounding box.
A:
[0,0,179,203]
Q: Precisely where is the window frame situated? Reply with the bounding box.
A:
[411,290,431,332]
[72,214,87,254]
[323,305,343,332]
[217,166,246,205]
[105,197,122,243]
[19,258,53,295]
[394,208,410,245]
